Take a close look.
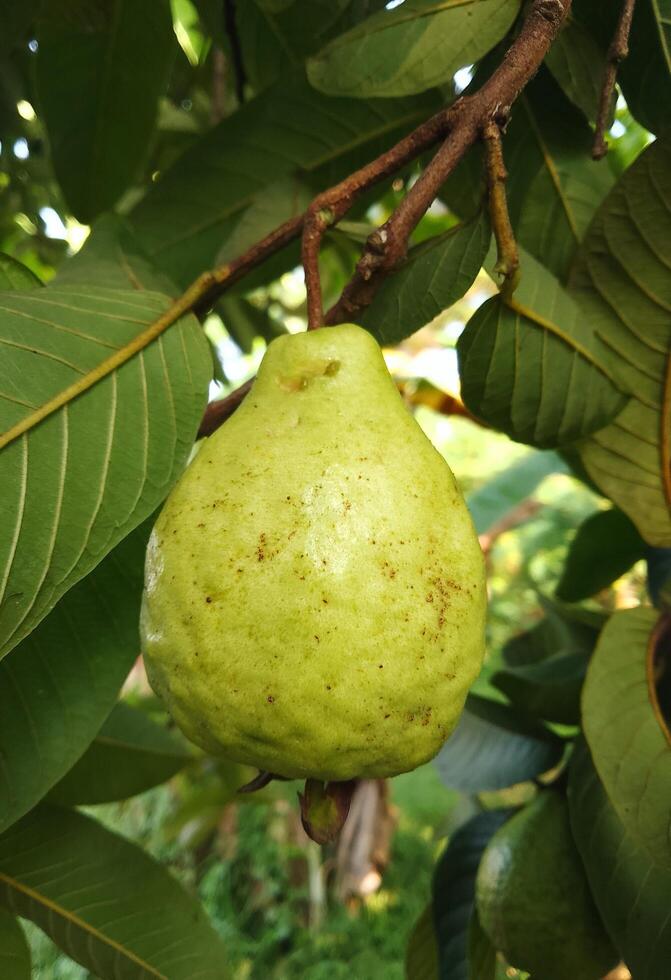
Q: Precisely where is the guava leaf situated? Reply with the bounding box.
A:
[0,805,228,978]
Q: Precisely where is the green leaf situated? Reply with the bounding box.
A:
[568,740,671,979]
[0,287,211,659]
[569,137,671,546]
[468,908,503,980]
[218,296,285,354]
[47,701,192,806]
[544,16,606,122]
[406,904,439,980]
[581,607,671,868]
[361,213,490,344]
[433,694,564,791]
[466,450,567,535]
[492,650,587,725]
[55,214,179,294]
[130,73,439,285]
[0,521,151,834]
[432,809,511,980]
[0,908,30,980]
[307,0,521,98]
[0,804,228,978]
[0,1,39,56]
[503,598,603,666]
[0,254,43,291]
[556,507,645,601]
[35,0,175,222]
[457,250,627,448]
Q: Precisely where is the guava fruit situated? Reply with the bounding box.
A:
[141,324,486,781]
[476,789,618,980]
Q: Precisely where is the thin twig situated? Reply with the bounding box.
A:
[482,118,519,298]
[325,0,570,325]
[592,0,637,160]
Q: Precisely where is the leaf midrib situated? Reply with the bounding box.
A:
[0,871,167,978]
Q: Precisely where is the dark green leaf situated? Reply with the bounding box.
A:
[556,507,645,602]
[467,908,503,980]
[502,599,603,667]
[569,740,671,979]
[406,904,439,980]
[130,74,439,285]
[544,16,606,122]
[492,650,587,725]
[569,137,671,546]
[307,0,520,98]
[55,214,179,294]
[0,287,211,658]
[0,1,39,56]
[47,701,192,806]
[457,250,627,448]
[361,213,490,344]
[582,607,671,868]
[0,521,151,834]
[36,0,176,221]
[466,450,566,536]
[0,909,30,980]
[0,804,228,978]
[218,296,286,353]
[432,809,512,980]
[433,694,564,791]
[0,254,42,291]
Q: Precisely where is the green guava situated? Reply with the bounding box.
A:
[141,324,486,780]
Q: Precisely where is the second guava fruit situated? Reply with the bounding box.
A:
[476,789,618,980]
[141,324,486,781]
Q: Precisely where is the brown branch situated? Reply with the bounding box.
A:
[592,0,637,160]
[482,118,519,299]
[325,0,570,325]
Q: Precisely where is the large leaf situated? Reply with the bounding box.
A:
[238,0,386,91]
[569,137,671,546]
[556,507,645,601]
[432,809,512,980]
[0,521,151,834]
[130,74,439,285]
[544,16,606,122]
[35,1,175,222]
[457,250,627,448]
[569,741,671,979]
[406,904,439,980]
[581,607,671,868]
[55,214,179,294]
[361,213,490,344]
[0,287,211,659]
[433,694,564,791]
[47,701,192,806]
[0,909,30,980]
[0,805,228,978]
[502,598,603,666]
[307,0,520,98]
[491,650,587,725]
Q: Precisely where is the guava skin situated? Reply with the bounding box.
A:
[141,324,486,781]
[476,790,618,980]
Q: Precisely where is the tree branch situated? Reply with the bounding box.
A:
[325,0,570,325]
[592,0,637,160]
[482,118,519,298]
